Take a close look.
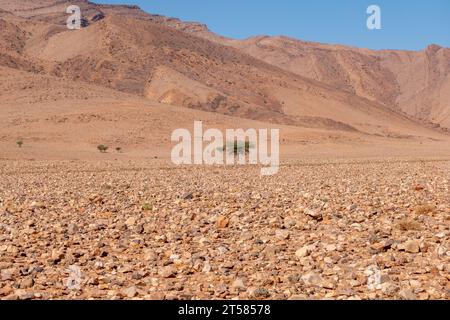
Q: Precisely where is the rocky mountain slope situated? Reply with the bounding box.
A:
[0,0,449,160]
[192,35,450,129]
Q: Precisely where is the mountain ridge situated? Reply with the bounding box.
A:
[1,0,450,161]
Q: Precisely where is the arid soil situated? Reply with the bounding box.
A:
[0,0,449,301]
[0,159,449,300]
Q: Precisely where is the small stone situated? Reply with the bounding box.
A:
[143,249,157,261]
[263,245,280,258]
[217,246,228,254]
[399,288,417,300]
[125,217,137,226]
[435,232,446,239]
[51,249,64,262]
[321,280,336,289]
[215,283,228,295]
[132,272,144,280]
[283,217,297,228]
[216,216,229,229]
[30,201,45,209]
[169,254,180,261]
[135,224,144,234]
[304,208,323,221]
[302,272,322,286]
[418,292,429,300]
[1,269,15,281]
[15,289,34,300]
[221,262,234,269]
[67,223,79,235]
[295,246,311,258]
[409,280,421,288]
[323,257,333,264]
[124,286,138,298]
[380,274,391,284]
[20,278,34,289]
[160,266,177,278]
[351,223,363,231]
[202,262,212,273]
[182,193,194,200]
[232,278,246,291]
[0,286,13,296]
[275,229,290,240]
[437,245,447,256]
[380,282,398,295]
[403,240,420,253]
[252,288,270,299]
[54,224,63,234]
[147,292,165,300]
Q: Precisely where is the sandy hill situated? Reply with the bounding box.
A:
[0,0,449,160]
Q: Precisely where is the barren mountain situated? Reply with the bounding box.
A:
[201,36,450,129]
[0,0,449,160]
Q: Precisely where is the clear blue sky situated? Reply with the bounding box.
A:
[92,0,450,51]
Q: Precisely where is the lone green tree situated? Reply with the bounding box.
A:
[223,140,253,155]
[17,140,23,148]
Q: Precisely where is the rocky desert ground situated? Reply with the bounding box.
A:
[0,0,449,300]
[0,159,449,300]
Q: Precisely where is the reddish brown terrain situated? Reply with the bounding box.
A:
[1,0,450,160]
[0,0,449,301]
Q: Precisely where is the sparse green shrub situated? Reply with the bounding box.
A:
[223,140,254,155]
[142,203,152,211]
[17,140,23,148]
[97,145,108,153]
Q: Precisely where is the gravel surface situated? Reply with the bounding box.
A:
[0,159,449,300]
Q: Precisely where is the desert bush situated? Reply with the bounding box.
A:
[97,145,108,153]
[116,147,122,153]
[16,140,23,148]
[396,219,422,231]
[223,140,254,155]
[414,204,436,215]
[142,203,152,211]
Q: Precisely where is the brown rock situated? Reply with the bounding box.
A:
[160,266,177,278]
[1,269,15,281]
[143,249,157,261]
[403,240,420,253]
[15,289,34,300]
[125,217,137,226]
[0,286,13,296]
[216,216,229,229]
[399,288,417,300]
[123,286,138,298]
[302,272,322,286]
[295,246,311,258]
[67,223,79,235]
[275,229,290,240]
[20,278,34,289]
[304,209,323,221]
[232,278,246,292]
